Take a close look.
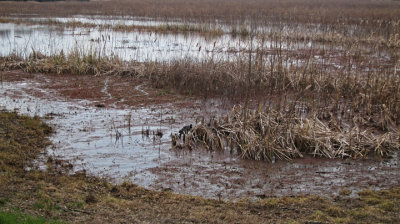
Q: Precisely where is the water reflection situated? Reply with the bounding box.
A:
[0,29,11,38]
[0,21,305,62]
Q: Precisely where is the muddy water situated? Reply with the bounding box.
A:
[1,76,399,200]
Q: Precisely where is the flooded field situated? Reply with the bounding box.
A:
[0,23,222,61]
[1,16,396,68]
[0,6,399,203]
[1,71,399,200]
[0,1,399,222]
[0,18,270,62]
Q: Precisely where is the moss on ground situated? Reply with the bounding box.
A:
[0,110,399,223]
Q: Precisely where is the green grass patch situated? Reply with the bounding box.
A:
[0,211,64,224]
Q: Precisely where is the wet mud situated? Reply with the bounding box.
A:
[0,71,399,200]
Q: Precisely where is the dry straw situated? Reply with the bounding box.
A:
[177,105,399,162]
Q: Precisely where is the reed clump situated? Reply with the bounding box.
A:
[180,105,399,162]
[0,50,144,76]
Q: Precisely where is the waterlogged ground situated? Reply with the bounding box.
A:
[1,16,396,70]
[0,20,256,62]
[1,71,399,200]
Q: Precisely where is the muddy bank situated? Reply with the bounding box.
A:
[0,71,399,200]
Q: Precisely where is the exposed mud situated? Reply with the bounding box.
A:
[0,71,399,200]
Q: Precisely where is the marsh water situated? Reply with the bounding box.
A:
[1,16,399,200]
[0,20,262,62]
[0,73,399,200]
[0,16,354,63]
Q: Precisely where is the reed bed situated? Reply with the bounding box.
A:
[1,41,399,129]
[1,0,399,49]
[1,16,399,48]
[3,48,398,162]
[1,3,399,163]
[177,105,399,161]
[148,52,400,129]
[1,0,399,26]
[0,50,144,77]
[0,17,224,36]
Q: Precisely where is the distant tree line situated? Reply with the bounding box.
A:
[0,0,89,2]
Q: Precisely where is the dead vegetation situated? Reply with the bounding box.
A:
[0,17,224,37]
[0,50,144,77]
[0,0,399,26]
[177,105,399,162]
[1,42,400,163]
[0,0,399,222]
[1,0,400,50]
[1,110,399,223]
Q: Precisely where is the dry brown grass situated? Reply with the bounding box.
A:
[177,105,399,161]
[1,0,399,164]
[1,0,400,48]
[0,17,224,36]
[0,0,399,24]
[1,41,399,130]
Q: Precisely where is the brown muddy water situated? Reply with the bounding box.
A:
[0,72,399,200]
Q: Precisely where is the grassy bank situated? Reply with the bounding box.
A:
[0,110,399,223]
